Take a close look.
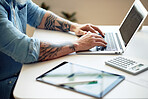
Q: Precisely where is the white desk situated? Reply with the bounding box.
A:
[14,26,148,98]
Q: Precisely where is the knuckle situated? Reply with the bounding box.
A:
[90,34,94,37]
[86,24,90,27]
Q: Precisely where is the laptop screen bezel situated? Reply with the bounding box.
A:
[118,0,148,51]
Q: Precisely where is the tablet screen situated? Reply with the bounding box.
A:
[36,62,125,98]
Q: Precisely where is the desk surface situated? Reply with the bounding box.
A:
[14,26,148,98]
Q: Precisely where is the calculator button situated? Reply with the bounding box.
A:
[132,66,140,71]
[138,64,144,67]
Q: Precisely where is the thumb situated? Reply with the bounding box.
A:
[76,30,86,37]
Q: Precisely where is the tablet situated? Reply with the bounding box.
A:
[36,61,125,98]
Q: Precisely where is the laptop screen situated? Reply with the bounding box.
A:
[119,4,144,47]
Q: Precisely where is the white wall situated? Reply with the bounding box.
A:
[27,0,148,37]
[33,0,148,25]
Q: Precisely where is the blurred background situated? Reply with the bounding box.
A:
[27,0,148,37]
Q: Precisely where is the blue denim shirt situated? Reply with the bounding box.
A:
[0,0,45,98]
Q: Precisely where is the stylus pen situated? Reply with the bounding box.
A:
[57,80,98,85]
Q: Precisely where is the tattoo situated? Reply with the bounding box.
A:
[45,14,56,30]
[44,14,71,32]
[38,42,76,62]
[69,44,76,51]
[38,42,63,61]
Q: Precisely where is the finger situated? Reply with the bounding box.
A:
[95,42,107,47]
[76,30,86,37]
[87,25,98,34]
[92,34,103,38]
[81,24,97,34]
[91,25,105,37]
[94,38,107,44]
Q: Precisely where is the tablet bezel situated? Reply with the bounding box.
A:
[36,61,125,98]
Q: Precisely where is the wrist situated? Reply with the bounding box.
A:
[70,23,79,32]
[73,42,80,52]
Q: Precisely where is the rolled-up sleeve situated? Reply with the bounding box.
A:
[27,0,46,28]
[0,5,40,64]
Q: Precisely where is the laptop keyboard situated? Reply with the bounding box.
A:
[97,33,118,51]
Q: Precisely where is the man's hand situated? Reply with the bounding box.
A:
[74,32,107,51]
[38,12,105,38]
[71,24,105,37]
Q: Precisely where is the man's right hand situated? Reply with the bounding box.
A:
[74,32,107,51]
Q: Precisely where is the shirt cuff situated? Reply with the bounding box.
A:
[24,37,40,63]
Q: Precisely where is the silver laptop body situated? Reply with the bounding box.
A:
[77,0,147,55]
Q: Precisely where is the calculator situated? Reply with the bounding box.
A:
[105,56,148,75]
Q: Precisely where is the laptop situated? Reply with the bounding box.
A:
[77,0,148,55]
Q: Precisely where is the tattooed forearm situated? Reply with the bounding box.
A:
[38,42,63,61]
[44,14,56,30]
[38,42,76,62]
[44,13,71,32]
[69,44,76,51]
